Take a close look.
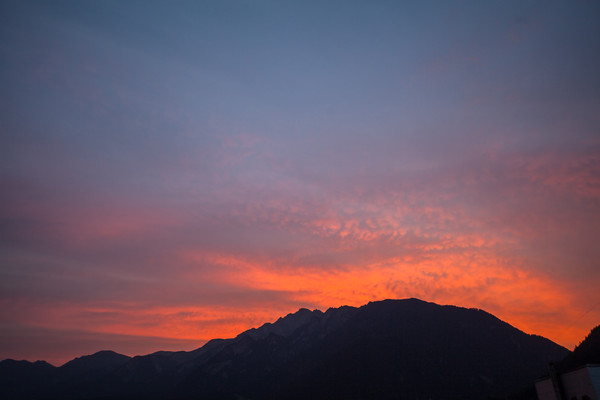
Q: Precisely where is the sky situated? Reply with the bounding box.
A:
[1,0,599,367]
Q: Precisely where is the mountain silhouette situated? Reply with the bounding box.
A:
[556,324,600,373]
[0,298,570,400]
[0,359,55,399]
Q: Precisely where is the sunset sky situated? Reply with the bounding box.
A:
[1,0,599,366]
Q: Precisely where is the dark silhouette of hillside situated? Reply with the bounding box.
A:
[502,325,600,400]
[0,298,570,400]
[0,359,55,399]
[556,324,600,372]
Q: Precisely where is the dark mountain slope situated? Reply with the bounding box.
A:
[266,299,567,400]
[175,299,567,400]
[557,324,600,372]
[507,324,600,400]
[52,350,131,399]
[0,359,56,400]
[176,305,358,399]
[60,350,131,376]
[91,338,234,399]
[0,298,570,400]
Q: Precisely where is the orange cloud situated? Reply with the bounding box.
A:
[181,243,594,350]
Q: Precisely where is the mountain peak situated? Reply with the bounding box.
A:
[0,299,572,400]
[60,350,130,370]
[241,306,325,340]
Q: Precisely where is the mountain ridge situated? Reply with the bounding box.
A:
[0,298,572,400]
[556,324,600,373]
